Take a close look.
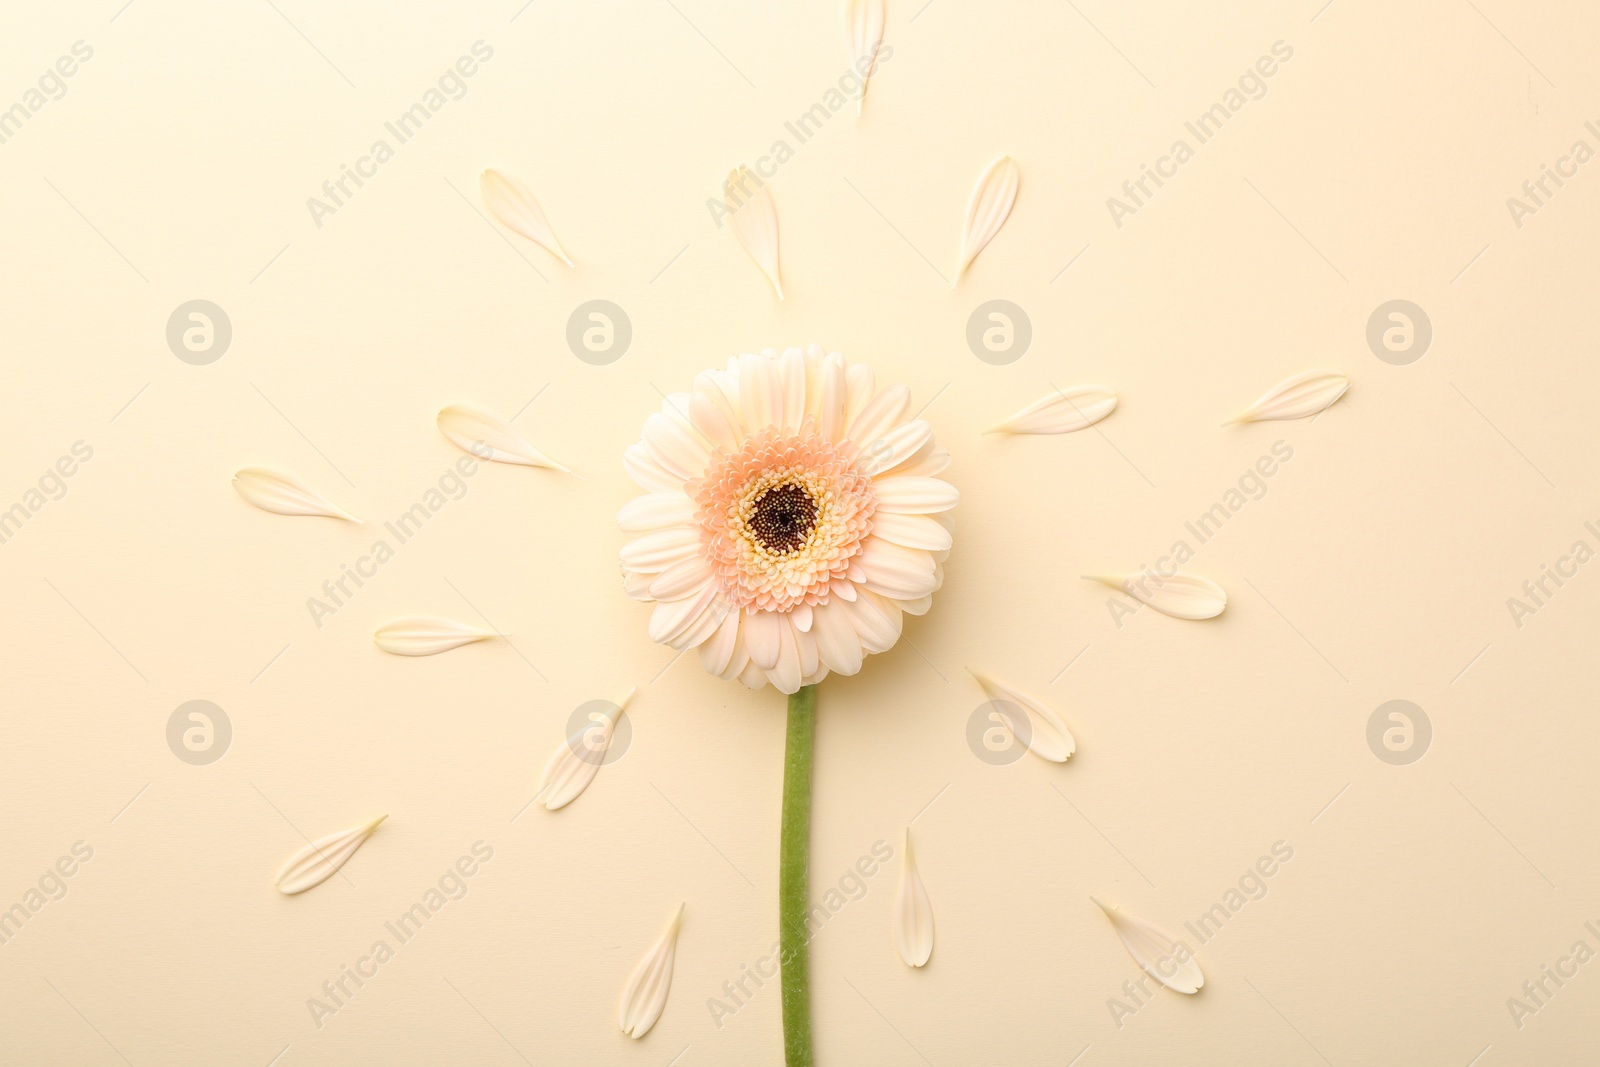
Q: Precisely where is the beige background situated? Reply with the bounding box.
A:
[3,0,1598,1063]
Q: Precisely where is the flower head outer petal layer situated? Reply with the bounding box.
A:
[618,347,955,693]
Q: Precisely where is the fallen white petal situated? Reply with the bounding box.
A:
[536,689,636,811]
[843,0,886,116]
[480,168,573,266]
[893,829,935,967]
[953,155,1018,285]
[967,670,1075,762]
[233,468,361,523]
[986,386,1118,435]
[276,816,386,895]
[1084,572,1226,621]
[437,404,570,471]
[1226,370,1348,425]
[1093,898,1204,994]
[726,167,784,299]
[619,903,685,1039]
[373,617,494,657]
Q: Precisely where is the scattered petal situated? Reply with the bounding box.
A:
[437,404,570,472]
[1093,898,1204,995]
[843,0,886,116]
[480,168,573,266]
[535,690,636,811]
[893,828,935,966]
[966,670,1075,762]
[373,617,495,657]
[233,468,361,523]
[1084,572,1226,621]
[1225,371,1348,425]
[275,816,386,895]
[619,903,685,1039]
[986,386,1118,435]
[953,155,1018,285]
[725,167,784,299]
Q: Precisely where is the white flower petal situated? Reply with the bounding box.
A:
[620,527,702,573]
[843,0,886,116]
[689,393,741,455]
[643,411,712,481]
[673,595,730,650]
[738,351,783,434]
[233,468,360,523]
[373,617,495,657]
[618,493,697,533]
[623,571,654,601]
[619,904,685,1039]
[537,690,635,811]
[816,354,849,441]
[480,168,572,266]
[893,829,934,967]
[726,168,783,299]
[1085,572,1226,621]
[1226,371,1348,425]
[954,155,1018,285]
[857,538,938,600]
[696,368,746,436]
[872,476,959,514]
[967,671,1075,762]
[847,384,910,447]
[624,443,687,493]
[738,658,767,689]
[648,583,719,646]
[810,600,864,676]
[275,816,385,895]
[986,386,1118,435]
[648,557,714,601]
[895,441,952,478]
[743,609,783,670]
[793,619,820,680]
[869,511,952,552]
[770,616,804,693]
[438,404,569,472]
[859,420,931,476]
[779,348,808,434]
[699,608,742,676]
[848,591,903,653]
[1093,898,1204,995]
[790,602,814,632]
[844,363,876,427]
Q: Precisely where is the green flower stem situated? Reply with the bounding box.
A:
[779,683,818,1067]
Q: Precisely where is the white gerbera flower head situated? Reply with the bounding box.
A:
[618,345,956,694]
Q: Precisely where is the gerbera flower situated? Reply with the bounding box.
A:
[618,345,956,693]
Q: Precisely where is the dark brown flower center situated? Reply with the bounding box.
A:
[748,484,817,554]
